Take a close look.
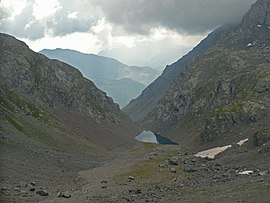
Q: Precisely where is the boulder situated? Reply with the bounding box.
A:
[36,190,49,196]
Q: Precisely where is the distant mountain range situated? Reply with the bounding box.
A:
[40,49,159,107]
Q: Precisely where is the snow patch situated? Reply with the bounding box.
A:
[247,43,253,47]
[237,138,249,146]
[194,145,232,159]
[238,170,253,175]
[257,24,262,28]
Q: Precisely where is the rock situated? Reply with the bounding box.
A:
[128,176,135,182]
[101,180,108,184]
[30,181,36,186]
[170,168,177,173]
[1,187,7,191]
[129,189,141,194]
[168,158,178,165]
[258,178,264,182]
[201,164,207,167]
[124,197,131,202]
[102,185,107,189]
[259,171,268,176]
[184,165,195,173]
[56,192,62,197]
[29,187,35,192]
[159,164,166,168]
[36,190,49,196]
[152,152,158,156]
[63,191,71,198]
[57,191,71,198]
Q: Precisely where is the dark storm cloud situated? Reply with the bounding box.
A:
[0,0,256,40]
[94,0,255,35]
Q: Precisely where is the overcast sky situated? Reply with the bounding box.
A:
[0,0,255,69]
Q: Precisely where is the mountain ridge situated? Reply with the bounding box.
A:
[40,48,159,107]
[138,0,270,147]
[124,24,232,122]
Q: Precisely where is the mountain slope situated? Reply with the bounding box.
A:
[0,32,138,185]
[124,25,231,122]
[0,33,138,149]
[140,0,270,146]
[94,78,145,108]
[0,33,139,203]
[40,48,159,107]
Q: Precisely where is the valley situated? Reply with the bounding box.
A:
[40,49,159,108]
[1,140,269,203]
[1,0,270,202]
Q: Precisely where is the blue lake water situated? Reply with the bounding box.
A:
[135,131,178,145]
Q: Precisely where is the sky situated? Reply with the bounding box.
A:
[0,0,255,69]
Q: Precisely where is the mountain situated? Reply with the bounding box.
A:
[132,0,270,146]
[0,32,138,183]
[0,33,138,149]
[124,25,232,122]
[40,48,159,107]
[94,78,145,108]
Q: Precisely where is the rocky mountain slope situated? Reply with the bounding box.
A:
[40,48,159,107]
[0,33,137,148]
[140,0,270,147]
[124,25,231,122]
[0,33,137,202]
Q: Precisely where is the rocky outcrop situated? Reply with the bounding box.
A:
[138,0,270,146]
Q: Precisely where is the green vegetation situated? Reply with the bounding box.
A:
[143,143,159,150]
[5,114,26,134]
[253,130,270,146]
[1,88,56,126]
[112,158,184,184]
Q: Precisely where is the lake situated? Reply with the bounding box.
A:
[135,130,178,145]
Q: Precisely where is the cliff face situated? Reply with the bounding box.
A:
[0,33,137,152]
[124,25,231,122]
[138,0,270,146]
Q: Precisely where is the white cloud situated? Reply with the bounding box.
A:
[33,0,62,20]
[99,28,207,68]
[1,0,27,20]
[24,32,102,53]
[67,11,78,19]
